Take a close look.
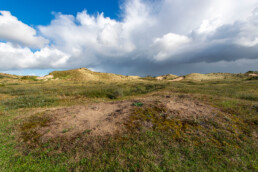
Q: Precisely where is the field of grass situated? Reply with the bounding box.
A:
[0,73,257,171]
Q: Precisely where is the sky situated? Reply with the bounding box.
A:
[0,0,258,76]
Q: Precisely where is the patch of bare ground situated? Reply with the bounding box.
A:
[37,75,54,80]
[248,74,258,77]
[19,95,220,147]
[168,77,184,82]
[41,101,133,140]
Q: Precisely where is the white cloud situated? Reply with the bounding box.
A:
[0,0,258,75]
[234,8,258,47]
[236,37,258,47]
[152,33,191,61]
[0,11,49,48]
[0,42,70,70]
[197,19,223,34]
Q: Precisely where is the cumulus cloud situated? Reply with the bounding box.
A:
[0,0,258,75]
[0,11,48,48]
[152,33,191,61]
[0,42,70,70]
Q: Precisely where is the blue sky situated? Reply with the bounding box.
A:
[0,0,258,76]
[0,0,121,76]
[0,0,121,25]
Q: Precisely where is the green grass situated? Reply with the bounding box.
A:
[132,102,144,107]
[76,83,166,99]
[0,81,166,98]
[1,95,59,110]
[21,76,38,81]
[50,70,73,79]
[0,76,257,171]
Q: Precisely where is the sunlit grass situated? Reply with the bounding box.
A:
[0,74,257,171]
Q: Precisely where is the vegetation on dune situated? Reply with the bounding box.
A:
[184,73,247,81]
[0,73,18,79]
[164,74,178,80]
[141,75,157,81]
[246,71,258,74]
[50,68,140,81]
[0,73,20,84]
[156,74,178,80]
[0,70,257,171]
[0,74,10,79]
[20,76,38,81]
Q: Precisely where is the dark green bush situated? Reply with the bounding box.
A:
[246,71,258,74]
[247,76,258,80]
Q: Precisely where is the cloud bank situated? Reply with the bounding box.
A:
[0,0,258,76]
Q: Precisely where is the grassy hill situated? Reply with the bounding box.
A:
[0,73,19,79]
[0,73,21,84]
[50,68,140,81]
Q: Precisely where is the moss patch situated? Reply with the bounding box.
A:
[19,113,52,148]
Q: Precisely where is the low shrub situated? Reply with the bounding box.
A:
[247,76,258,80]
[21,76,38,81]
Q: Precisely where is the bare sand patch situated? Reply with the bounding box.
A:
[168,77,184,82]
[37,75,54,81]
[23,95,219,143]
[248,74,258,77]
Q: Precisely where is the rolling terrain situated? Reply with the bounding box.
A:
[0,69,257,171]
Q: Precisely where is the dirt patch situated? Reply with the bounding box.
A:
[166,97,217,119]
[156,74,178,81]
[20,95,220,144]
[168,77,184,82]
[40,101,133,140]
[37,75,54,80]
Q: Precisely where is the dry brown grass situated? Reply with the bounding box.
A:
[184,73,245,81]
